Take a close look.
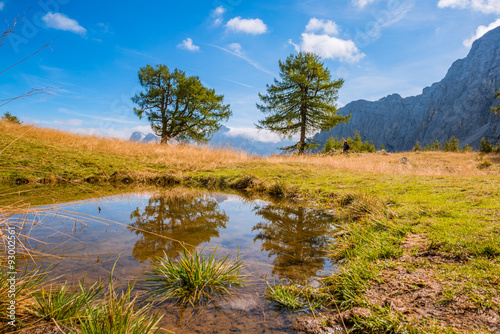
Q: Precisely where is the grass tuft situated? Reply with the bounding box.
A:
[29,281,100,322]
[78,280,162,334]
[146,247,244,306]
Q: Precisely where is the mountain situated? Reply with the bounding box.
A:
[129,126,294,156]
[313,26,500,151]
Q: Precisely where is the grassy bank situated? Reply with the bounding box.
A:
[1,121,500,333]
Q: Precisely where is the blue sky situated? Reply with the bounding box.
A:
[1,0,499,141]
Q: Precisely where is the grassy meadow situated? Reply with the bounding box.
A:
[1,120,500,333]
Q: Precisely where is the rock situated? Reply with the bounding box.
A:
[313,26,500,151]
[292,316,345,334]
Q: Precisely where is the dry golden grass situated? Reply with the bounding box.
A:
[0,121,253,171]
[266,151,500,176]
[1,120,499,176]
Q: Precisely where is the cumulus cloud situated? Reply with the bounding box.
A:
[297,33,365,62]
[42,12,87,36]
[291,19,364,62]
[438,0,500,14]
[211,6,226,26]
[226,17,267,34]
[0,2,4,10]
[177,38,200,51]
[463,18,500,47]
[53,119,83,126]
[305,18,339,35]
[352,0,376,8]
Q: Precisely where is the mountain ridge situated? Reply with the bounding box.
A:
[313,26,500,151]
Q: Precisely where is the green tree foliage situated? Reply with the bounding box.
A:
[257,52,350,154]
[322,136,342,153]
[1,112,22,124]
[443,136,460,152]
[132,64,231,144]
[412,141,422,152]
[322,131,376,153]
[480,138,493,153]
[491,91,500,115]
[424,140,441,151]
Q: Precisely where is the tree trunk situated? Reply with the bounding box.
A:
[299,105,306,155]
[160,136,168,144]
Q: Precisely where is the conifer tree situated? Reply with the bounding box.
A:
[256,52,350,154]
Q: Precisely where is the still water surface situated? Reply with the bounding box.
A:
[20,189,335,333]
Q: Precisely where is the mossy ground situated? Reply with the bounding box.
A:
[1,123,500,333]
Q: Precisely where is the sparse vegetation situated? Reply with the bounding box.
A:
[266,282,328,311]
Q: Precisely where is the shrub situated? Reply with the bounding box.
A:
[480,138,492,153]
[424,140,441,151]
[443,136,460,152]
[412,141,422,152]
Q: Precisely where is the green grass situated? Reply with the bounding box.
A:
[0,264,45,323]
[78,280,162,334]
[146,247,244,306]
[265,282,329,312]
[28,281,100,323]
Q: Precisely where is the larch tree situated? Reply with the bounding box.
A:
[256,52,350,154]
[132,64,231,144]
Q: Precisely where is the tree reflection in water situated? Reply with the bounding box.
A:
[252,204,333,283]
[129,191,229,262]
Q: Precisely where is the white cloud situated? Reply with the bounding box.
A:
[177,38,200,51]
[352,0,376,8]
[42,12,87,36]
[228,43,243,55]
[294,33,365,62]
[211,6,226,26]
[213,6,226,16]
[226,17,267,34]
[463,18,500,47]
[0,2,4,10]
[438,0,500,14]
[227,127,294,143]
[305,18,339,35]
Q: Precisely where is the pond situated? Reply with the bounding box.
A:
[9,188,336,333]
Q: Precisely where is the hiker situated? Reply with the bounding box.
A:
[343,140,350,155]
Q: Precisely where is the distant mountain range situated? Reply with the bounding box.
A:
[313,26,500,151]
[129,125,294,156]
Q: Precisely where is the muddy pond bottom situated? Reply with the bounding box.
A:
[17,188,335,333]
